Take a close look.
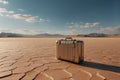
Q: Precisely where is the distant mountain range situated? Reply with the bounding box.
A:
[83,33,107,37]
[0,32,119,37]
[0,32,23,37]
[35,33,64,37]
[77,33,120,37]
[0,32,64,37]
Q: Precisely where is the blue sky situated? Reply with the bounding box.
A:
[0,0,120,34]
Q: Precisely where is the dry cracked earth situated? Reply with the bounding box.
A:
[0,38,120,80]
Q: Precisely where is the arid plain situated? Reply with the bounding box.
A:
[0,38,120,80]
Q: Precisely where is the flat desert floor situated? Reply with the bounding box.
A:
[0,38,120,80]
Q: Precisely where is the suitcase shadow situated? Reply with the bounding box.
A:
[79,61,120,73]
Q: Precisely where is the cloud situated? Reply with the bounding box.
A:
[18,9,24,12]
[21,29,44,34]
[0,8,38,23]
[83,22,99,28]
[99,27,120,34]
[12,14,49,23]
[0,28,10,32]
[0,8,14,14]
[0,13,3,16]
[0,0,8,4]
[0,28,44,34]
[0,8,48,23]
[68,22,100,29]
[12,14,38,23]
[66,22,100,35]
[39,18,49,23]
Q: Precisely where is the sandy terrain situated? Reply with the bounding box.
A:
[0,38,120,80]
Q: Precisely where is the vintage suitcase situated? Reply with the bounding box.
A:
[56,37,84,63]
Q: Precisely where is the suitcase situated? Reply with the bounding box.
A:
[56,37,84,63]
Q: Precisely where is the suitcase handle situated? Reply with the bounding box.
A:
[65,37,72,40]
[65,37,76,48]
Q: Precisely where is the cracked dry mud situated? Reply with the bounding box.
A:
[0,38,120,80]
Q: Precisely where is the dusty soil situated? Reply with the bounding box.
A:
[0,38,120,80]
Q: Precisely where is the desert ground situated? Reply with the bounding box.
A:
[0,37,120,80]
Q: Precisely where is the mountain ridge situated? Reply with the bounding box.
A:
[0,32,120,37]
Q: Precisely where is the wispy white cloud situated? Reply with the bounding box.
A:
[12,14,38,23]
[0,13,3,16]
[0,27,68,35]
[18,9,24,12]
[0,28,45,34]
[0,8,14,14]
[0,0,8,4]
[67,29,78,35]
[0,8,40,23]
[99,27,120,34]
[67,21,120,34]
[0,8,48,23]
[21,29,45,34]
[0,28,10,32]
[0,8,38,23]
[67,22,81,29]
[39,18,49,23]
[83,22,99,28]
[0,8,14,17]
[68,22,100,29]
